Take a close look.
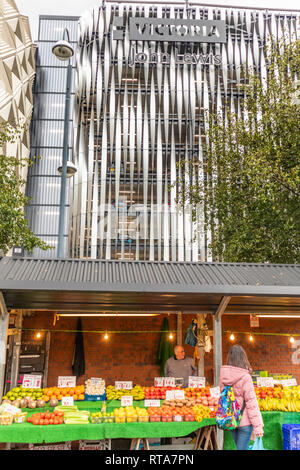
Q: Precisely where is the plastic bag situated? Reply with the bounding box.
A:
[250,437,265,450]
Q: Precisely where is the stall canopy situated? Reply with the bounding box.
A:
[0,257,299,315]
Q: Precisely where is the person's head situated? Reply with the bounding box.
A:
[226,344,252,373]
[174,345,185,360]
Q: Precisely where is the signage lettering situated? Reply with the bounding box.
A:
[113,17,226,44]
[129,47,221,67]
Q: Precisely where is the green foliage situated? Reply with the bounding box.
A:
[0,122,53,255]
[175,36,300,263]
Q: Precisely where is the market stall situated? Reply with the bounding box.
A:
[1,378,300,450]
[0,257,300,450]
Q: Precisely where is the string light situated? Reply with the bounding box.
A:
[249,335,254,342]
[36,332,41,339]
[169,333,174,340]
[289,336,295,344]
[104,332,109,340]
[230,333,235,341]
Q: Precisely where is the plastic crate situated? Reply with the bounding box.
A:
[84,392,106,401]
[282,424,300,450]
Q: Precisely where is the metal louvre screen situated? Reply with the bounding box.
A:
[70,4,298,262]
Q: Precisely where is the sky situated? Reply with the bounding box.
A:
[15,0,300,42]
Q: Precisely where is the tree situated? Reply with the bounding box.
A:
[0,122,52,255]
[175,36,300,264]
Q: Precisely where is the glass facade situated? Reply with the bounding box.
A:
[25,16,79,258]
[25,7,298,262]
[70,4,298,262]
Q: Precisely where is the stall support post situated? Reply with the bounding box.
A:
[177,312,182,345]
[213,296,231,450]
[10,310,23,389]
[196,314,207,377]
[0,292,9,401]
[213,313,222,387]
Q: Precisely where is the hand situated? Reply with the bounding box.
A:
[255,431,264,438]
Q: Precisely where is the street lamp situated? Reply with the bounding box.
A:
[52,28,77,259]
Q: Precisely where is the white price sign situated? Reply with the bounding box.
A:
[281,379,297,387]
[61,396,74,407]
[173,415,183,422]
[121,396,133,407]
[210,387,220,398]
[164,377,176,387]
[22,374,42,389]
[58,376,76,388]
[144,399,161,407]
[90,378,102,386]
[188,376,206,388]
[174,390,185,400]
[154,377,165,387]
[115,381,133,390]
[166,390,175,400]
[166,389,185,400]
[257,377,274,388]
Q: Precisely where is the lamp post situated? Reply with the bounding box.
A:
[52,28,77,258]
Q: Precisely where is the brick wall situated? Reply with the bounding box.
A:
[21,312,300,387]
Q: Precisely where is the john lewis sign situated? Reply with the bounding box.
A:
[113,17,226,43]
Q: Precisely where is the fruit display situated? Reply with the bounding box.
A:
[258,398,300,412]
[27,410,64,425]
[106,385,145,401]
[143,386,182,400]
[13,412,27,424]
[147,407,162,422]
[255,385,300,412]
[85,379,106,397]
[90,411,114,423]
[136,407,149,422]
[42,385,85,402]
[185,386,211,398]
[193,404,212,422]
[0,414,13,425]
[2,386,45,409]
[113,407,126,423]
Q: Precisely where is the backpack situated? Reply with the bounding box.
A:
[216,385,246,431]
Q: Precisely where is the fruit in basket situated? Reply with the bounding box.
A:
[42,386,85,402]
[49,398,58,407]
[36,399,45,408]
[85,379,106,396]
[193,404,211,422]
[106,385,145,401]
[27,410,64,425]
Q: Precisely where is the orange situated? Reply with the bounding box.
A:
[73,394,78,401]
[78,394,84,400]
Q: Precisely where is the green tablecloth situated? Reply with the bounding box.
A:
[0,420,214,444]
[223,412,300,450]
[2,400,298,448]
[0,400,214,444]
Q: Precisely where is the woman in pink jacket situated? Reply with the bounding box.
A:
[219,344,264,450]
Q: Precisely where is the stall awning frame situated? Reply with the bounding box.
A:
[0,257,299,315]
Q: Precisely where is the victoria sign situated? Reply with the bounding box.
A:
[113,17,226,43]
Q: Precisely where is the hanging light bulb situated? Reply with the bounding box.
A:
[104,332,109,340]
[289,336,295,344]
[36,332,41,339]
[249,335,254,342]
[230,333,235,341]
[169,333,174,340]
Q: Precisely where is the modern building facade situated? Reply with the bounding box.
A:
[0,0,35,182]
[25,4,299,261]
[25,16,79,257]
[70,3,299,262]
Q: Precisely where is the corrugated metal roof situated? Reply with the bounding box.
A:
[0,257,299,294]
